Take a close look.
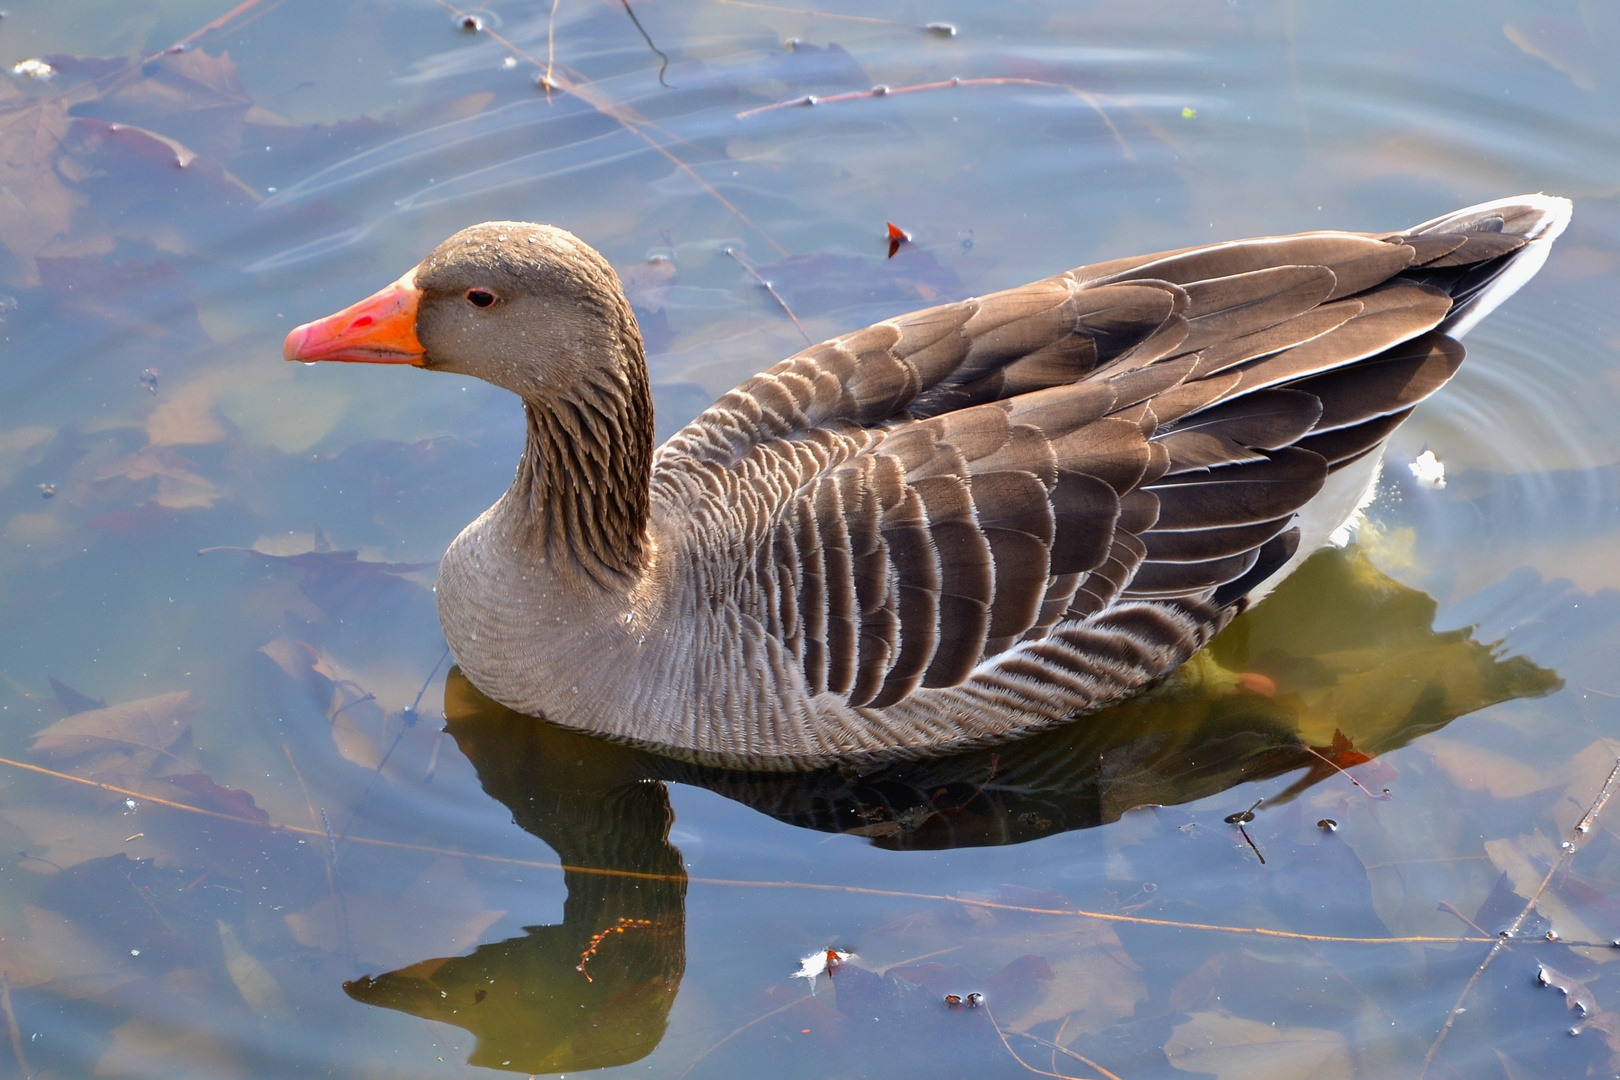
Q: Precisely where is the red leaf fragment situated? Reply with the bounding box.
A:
[1312,729,1372,770]
[886,221,910,259]
[162,773,270,824]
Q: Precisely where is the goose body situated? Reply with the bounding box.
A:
[286,195,1571,769]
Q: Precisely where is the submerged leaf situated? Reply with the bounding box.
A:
[217,920,292,1020]
[31,690,195,777]
[96,1016,246,1080]
[93,446,225,510]
[0,97,80,286]
[1165,1011,1353,1080]
[862,885,1145,1036]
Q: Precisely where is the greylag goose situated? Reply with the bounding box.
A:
[284,195,1570,769]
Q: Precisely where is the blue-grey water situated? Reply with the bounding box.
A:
[1,1,1619,1077]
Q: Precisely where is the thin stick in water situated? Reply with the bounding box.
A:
[726,247,812,344]
[619,0,671,87]
[1,979,30,1080]
[1419,758,1620,1078]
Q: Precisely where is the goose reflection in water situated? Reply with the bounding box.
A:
[342,548,1560,1073]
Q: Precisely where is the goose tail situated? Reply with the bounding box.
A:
[1398,193,1572,338]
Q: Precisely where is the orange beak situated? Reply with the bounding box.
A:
[283,268,426,365]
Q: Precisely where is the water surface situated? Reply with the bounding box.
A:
[2,1,1619,1077]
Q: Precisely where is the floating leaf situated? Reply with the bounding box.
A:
[1537,962,1597,1017]
[885,221,910,258]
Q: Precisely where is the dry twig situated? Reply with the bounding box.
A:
[705,0,918,27]
[980,1000,1121,1080]
[6,752,1620,952]
[726,247,811,343]
[735,76,1132,161]
[1419,758,1620,1078]
[283,745,354,968]
[430,0,788,255]
[1,979,30,1080]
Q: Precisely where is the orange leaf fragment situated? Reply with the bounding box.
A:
[886,222,911,259]
[1236,671,1277,696]
[1311,729,1372,770]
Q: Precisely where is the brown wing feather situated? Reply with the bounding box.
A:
[649,208,1552,719]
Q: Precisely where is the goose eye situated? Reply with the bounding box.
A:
[465,288,498,308]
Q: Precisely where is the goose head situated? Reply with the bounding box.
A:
[282,221,646,403]
[283,222,656,585]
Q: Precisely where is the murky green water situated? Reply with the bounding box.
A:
[2,1,1619,1076]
